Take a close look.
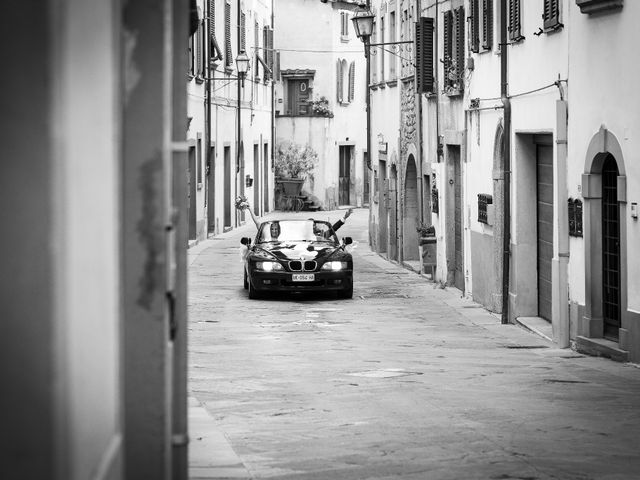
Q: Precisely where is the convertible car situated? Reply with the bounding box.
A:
[240,219,354,299]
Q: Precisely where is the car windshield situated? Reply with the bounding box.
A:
[257,220,338,244]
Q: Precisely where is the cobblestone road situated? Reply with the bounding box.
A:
[188,208,640,480]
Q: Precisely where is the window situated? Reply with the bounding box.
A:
[224,0,232,67]
[389,10,396,78]
[482,0,494,50]
[188,31,195,77]
[197,18,205,80]
[508,0,524,42]
[415,16,434,94]
[443,7,465,94]
[543,0,562,30]
[208,0,223,62]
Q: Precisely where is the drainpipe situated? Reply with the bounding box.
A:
[271,0,275,213]
[500,0,511,325]
[206,2,214,234]
[417,0,424,224]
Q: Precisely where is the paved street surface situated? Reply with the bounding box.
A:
[188,208,640,480]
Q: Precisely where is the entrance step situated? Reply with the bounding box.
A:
[516,317,553,343]
[576,336,628,362]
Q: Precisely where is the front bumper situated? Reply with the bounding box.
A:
[249,269,353,292]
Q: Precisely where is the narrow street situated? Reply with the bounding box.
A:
[188,209,640,480]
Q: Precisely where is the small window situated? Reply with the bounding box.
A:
[478,194,492,224]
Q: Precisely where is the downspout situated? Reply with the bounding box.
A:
[435,0,441,163]
[206,1,213,234]
[500,0,511,324]
[417,0,424,224]
[271,0,275,213]
[236,0,242,226]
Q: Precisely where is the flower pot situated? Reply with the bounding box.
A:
[278,177,304,196]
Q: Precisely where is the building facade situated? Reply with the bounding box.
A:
[3,0,190,478]
[368,0,640,361]
[274,0,368,210]
[188,0,274,241]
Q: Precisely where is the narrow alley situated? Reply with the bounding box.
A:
[188,209,640,480]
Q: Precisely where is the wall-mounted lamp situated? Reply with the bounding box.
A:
[245,174,253,187]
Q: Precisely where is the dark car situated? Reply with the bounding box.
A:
[240,219,354,299]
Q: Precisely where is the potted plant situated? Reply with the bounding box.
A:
[274,140,318,196]
[309,96,333,117]
[416,222,436,245]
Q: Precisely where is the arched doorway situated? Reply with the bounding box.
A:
[582,127,627,344]
[403,155,418,261]
[601,154,621,339]
[390,164,398,261]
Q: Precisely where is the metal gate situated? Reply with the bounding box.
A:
[602,155,621,339]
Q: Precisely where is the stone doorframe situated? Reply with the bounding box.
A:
[581,126,629,349]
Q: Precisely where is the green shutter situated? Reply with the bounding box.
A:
[543,0,561,30]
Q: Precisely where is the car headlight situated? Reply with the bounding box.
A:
[321,261,347,271]
[256,261,284,272]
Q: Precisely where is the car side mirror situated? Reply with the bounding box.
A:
[240,237,252,246]
[343,237,353,245]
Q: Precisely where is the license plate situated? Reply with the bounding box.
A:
[292,273,315,282]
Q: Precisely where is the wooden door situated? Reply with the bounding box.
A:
[339,146,351,205]
[453,153,464,291]
[224,146,231,228]
[287,79,310,115]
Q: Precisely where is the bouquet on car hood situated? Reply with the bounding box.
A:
[235,195,250,210]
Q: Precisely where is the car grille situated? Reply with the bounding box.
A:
[288,260,317,271]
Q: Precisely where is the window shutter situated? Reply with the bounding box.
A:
[254,21,260,78]
[197,19,205,76]
[415,17,434,94]
[443,10,453,68]
[470,0,479,53]
[189,34,195,76]
[274,50,280,81]
[482,0,493,50]
[543,0,561,30]
[225,1,232,66]
[508,0,522,41]
[240,12,246,51]
[455,6,465,87]
[348,61,355,102]
[266,27,274,81]
[208,0,216,49]
[337,60,343,103]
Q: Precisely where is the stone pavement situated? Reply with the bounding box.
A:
[187,208,640,480]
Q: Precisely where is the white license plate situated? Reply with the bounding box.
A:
[292,273,315,282]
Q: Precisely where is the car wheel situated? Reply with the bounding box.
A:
[338,284,353,299]
[243,269,249,290]
[248,279,260,299]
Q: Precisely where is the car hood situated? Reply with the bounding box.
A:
[253,241,341,262]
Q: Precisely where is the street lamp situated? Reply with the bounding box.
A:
[236,50,250,226]
[235,50,250,86]
[352,10,374,172]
